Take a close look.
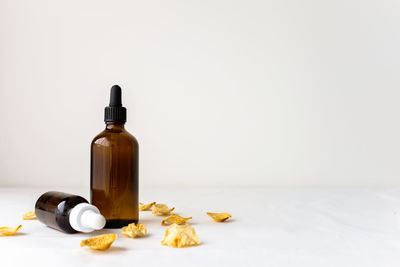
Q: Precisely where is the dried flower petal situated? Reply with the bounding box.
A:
[0,225,22,236]
[206,212,232,222]
[139,202,156,211]
[121,223,147,238]
[80,234,117,250]
[161,213,192,226]
[161,224,200,248]
[22,211,37,220]
[152,204,175,216]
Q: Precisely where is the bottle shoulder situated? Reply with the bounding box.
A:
[91,128,138,147]
[124,130,139,145]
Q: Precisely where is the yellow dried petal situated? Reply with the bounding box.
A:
[121,223,147,238]
[139,202,156,211]
[80,234,117,250]
[206,212,232,222]
[152,204,175,216]
[161,213,192,226]
[22,211,37,220]
[0,225,22,236]
[161,224,200,248]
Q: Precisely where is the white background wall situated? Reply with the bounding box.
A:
[1,0,399,187]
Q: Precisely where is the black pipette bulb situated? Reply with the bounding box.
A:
[109,85,122,107]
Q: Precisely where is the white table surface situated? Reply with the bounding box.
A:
[1,187,400,267]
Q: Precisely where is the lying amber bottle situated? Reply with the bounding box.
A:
[35,191,106,233]
[90,85,139,228]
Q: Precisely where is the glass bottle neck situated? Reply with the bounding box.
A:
[105,122,125,131]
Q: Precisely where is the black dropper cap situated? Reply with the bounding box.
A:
[104,85,127,123]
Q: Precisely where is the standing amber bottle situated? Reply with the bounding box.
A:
[91,85,139,228]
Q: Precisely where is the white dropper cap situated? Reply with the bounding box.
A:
[69,203,106,233]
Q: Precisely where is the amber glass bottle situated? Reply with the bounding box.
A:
[90,85,139,228]
[35,191,106,233]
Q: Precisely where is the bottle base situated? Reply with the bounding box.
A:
[104,219,138,228]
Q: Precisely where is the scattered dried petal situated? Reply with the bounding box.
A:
[139,202,156,211]
[161,224,200,248]
[0,225,22,236]
[152,204,175,216]
[162,213,192,226]
[80,234,117,250]
[22,211,37,220]
[206,212,232,222]
[121,223,147,238]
